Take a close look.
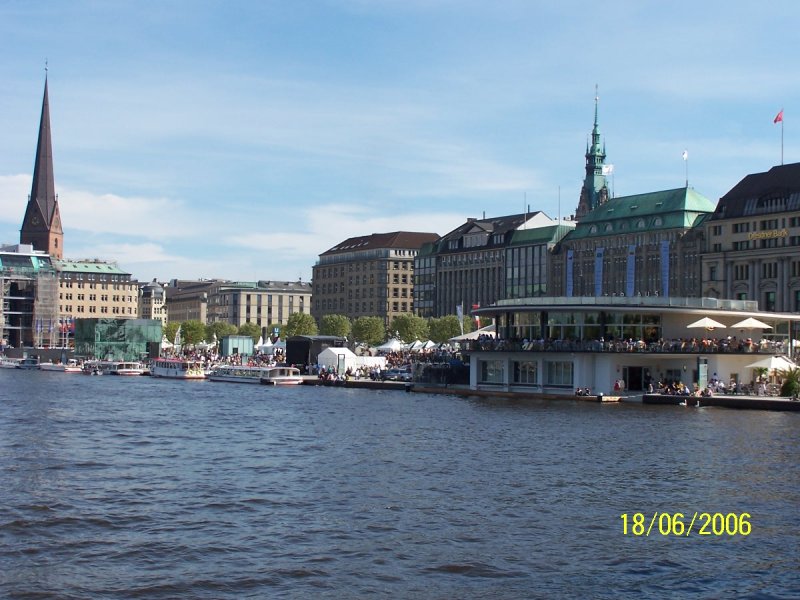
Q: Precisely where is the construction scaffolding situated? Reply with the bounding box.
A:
[0,249,59,349]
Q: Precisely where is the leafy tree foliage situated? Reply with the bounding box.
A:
[390,314,429,343]
[238,322,262,343]
[206,321,237,342]
[351,316,386,346]
[428,315,463,343]
[284,312,318,338]
[164,322,180,344]
[180,320,206,345]
[319,314,352,338]
[779,367,800,397]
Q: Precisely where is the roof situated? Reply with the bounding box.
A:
[321,231,439,255]
[434,212,545,252]
[711,162,800,220]
[53,259,131,275]
[566,187,715,240]
[24,79,59,227]
[508,223,574,246]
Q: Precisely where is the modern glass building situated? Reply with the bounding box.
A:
[74,318,161,361]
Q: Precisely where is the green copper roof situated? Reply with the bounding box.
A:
[53,259,131,275]
[508,224,574,246]
[567,187,715,240]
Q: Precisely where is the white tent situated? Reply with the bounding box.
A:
[160,335,174,350]
[422,340,437,349]
[256,336,274,353]
[376,338,404,352]
[407,340,424,351]
[449,324,496,342]
[317,347,386,372]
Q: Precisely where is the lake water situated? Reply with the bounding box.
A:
[1,369,798,599]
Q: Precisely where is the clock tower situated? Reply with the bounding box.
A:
[20,76,64,259]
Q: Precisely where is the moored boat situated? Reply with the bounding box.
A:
[0,357,21,369]
[16,356,41,370]
[96,361,146,376]
[39,359,82,373]
[208,364,269,384]
[260,366,304,386]
[150,357,206,380]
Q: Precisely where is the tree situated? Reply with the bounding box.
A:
[206,321,237,342]
[284,312,318,338]
[351,316,386,346]
[428,315,463,343]
[238,322,261,343]
[319,314,351,338]
[390,314,429,343]
[164,322,180,344]
[180,320,206,345]
[779,367,800,397]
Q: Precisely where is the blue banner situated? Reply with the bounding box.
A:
[660,240,670,297]
[594,247,604,297]
[626,245,636,297]
[566,249,574,297]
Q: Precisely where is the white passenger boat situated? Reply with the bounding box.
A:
[97,361,145,376]
[150,357,206,380]
[0,357,21,369]
[39,359,82,373]
[207,364,269,384]
[260,366,304,386]
[16,357,41,370]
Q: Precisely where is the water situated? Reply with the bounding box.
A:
[1,370,798,599]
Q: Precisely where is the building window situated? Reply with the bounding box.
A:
[479,359,505,384]
[513,361,538,385]
[545,361,573,387]
[765,291,776,312]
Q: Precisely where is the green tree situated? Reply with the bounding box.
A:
[319,314,352,338]
[351,316,386,346]
[390,314,429,343]
[180,320,206,345]
[779,367,800,397]
[284,312,318,338]
[428,315,463,343]
[238,322,262,343]
[164,322,180,344]
[206,321,237,342]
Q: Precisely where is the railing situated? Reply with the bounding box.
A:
[462,337,789,355]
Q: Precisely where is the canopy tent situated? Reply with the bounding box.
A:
[317,347,386,372]
[745,355,796,371]
[195,340,216,351]
[449,323,496,342]
[686,317,726,330]
[160,335,174,350]
[422,340,437,349]
[376,338,404,352]
[256,336,275,353]
[730,317,772,330]
[407,340,424,351]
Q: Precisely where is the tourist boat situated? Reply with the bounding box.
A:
[207,364,270,384]
[97,361,146,376]
[150,357,206,380]
[260,366,304,386]
[39,359,82,373]
[0,356,21,369]
[16,356,41,370]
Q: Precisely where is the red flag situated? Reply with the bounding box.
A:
[774,109,783,124]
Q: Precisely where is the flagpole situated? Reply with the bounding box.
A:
[781,117,784,165]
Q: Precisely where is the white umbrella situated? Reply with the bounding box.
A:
[745,356,796,371]
[687,317,726,330]
[731,317,772,330]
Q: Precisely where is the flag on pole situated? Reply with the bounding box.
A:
[601,164,614,175]
[774,109,784,124]
[682,150,688,161]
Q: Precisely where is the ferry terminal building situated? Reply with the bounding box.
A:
[469,296,800,396]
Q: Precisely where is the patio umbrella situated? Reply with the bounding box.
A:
[745,356,796,371]
[730,317,772,330]
[687,317,727,330]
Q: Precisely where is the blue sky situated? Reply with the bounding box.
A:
[1,1,797,283]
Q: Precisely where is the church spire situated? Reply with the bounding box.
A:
[575,84,609,220]
[20,74,63,258]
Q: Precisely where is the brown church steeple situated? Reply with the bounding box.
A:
[20,76,63,259]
